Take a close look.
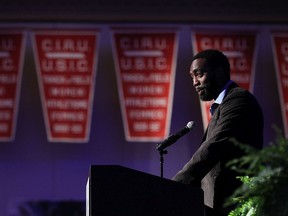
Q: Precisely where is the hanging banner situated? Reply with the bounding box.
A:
[32,29,99,142]
[111,28,179,142]
[271,32,288,138]
[0,30,26,141]
[192,30,258,129]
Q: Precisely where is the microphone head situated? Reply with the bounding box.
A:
[186,121,195,130]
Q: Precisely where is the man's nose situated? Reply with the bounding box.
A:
[193,77,199,86]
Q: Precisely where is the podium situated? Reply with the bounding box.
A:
[86,165,204,216]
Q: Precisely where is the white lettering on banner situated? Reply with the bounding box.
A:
[0,111,11,120]
[50,111,85,121]
[41,39,89,52]
[281,62,288,76]
[53,123,83,134]
[47,99,88,109]
[231,74,250,83]
[120,37,167,50]
[0,124,8,132]
[53,123,69,133]
[129,110,164,120]
[49,87,86,97]
[0,74,17,83]
[0,99,13,108]
[229,58,248,71]
[120,57,167,70]
[0,38,15,51]
[122,73,169,83]
[281,43,288,55]
[43,75,91,85]
[41,59,89,73]
[125,97,167,107]
[200,37,248,50]
[128,85,164,95]
[132,121,161,132]
[0,58,15,71]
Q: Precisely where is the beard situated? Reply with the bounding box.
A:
[197,82,218,101]
[199,89,214,101]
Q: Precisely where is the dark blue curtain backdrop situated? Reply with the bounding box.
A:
[0,23,285,216]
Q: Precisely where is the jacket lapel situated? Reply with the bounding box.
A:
[200,81,239,144]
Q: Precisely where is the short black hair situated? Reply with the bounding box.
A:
[192,49,230,78]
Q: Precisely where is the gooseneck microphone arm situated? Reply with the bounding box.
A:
[157,121,195,178]
[157,121,195,151]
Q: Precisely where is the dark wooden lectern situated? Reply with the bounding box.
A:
[86,165,204,216]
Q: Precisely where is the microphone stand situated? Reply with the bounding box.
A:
[158,148,167,178]
[156,121,195,179]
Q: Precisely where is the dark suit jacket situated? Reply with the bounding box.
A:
[172,82,264,215]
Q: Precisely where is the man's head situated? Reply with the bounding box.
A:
[189,49,231,101]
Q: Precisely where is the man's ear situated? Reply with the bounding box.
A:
[214,66,225,79]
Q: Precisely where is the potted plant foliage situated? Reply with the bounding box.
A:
[226,127,288,216]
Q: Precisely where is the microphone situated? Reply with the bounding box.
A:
[156,121,195,151]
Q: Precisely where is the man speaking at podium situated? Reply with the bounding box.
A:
[172,49,264,216]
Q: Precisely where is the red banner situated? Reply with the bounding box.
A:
[192,31,258,128]
[32,30,99,142]
[112,28,178,141]
[271,32,288,138]
[0,30,26,141]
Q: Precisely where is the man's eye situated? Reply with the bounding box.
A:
[195,72,203,77]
